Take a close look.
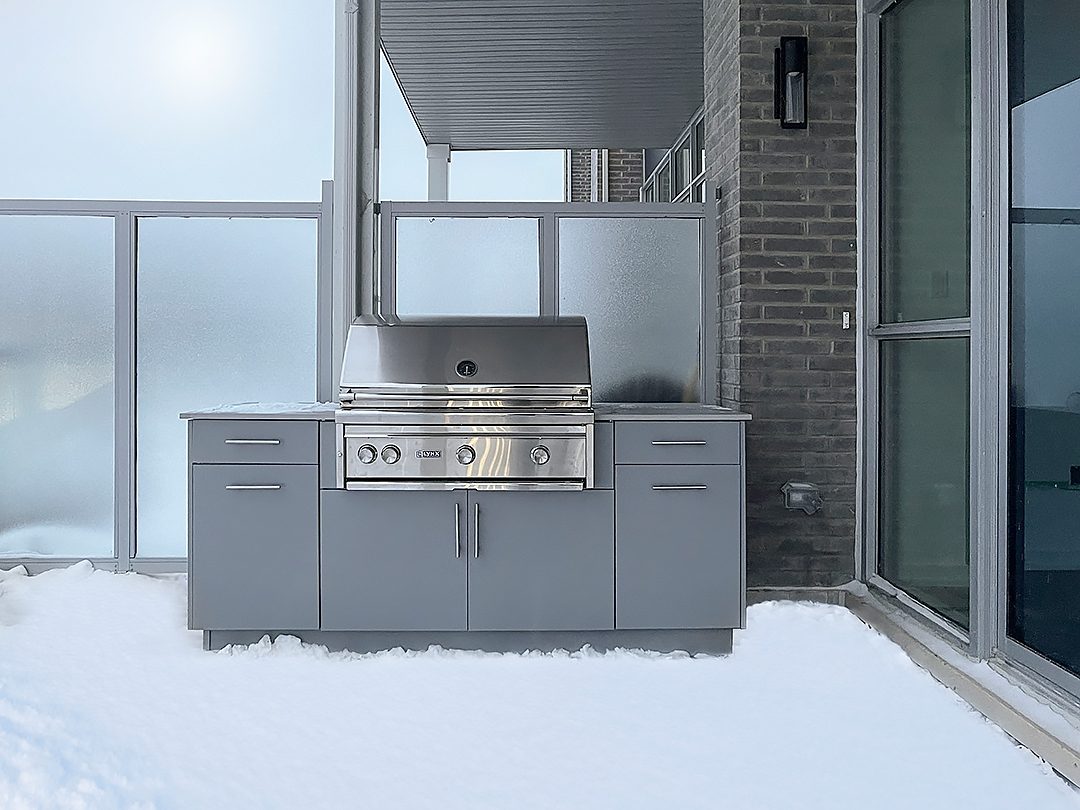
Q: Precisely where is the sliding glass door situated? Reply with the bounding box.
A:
[1007,0,1080,674]
[873,0,972,628]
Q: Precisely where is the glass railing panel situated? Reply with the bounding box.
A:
[135,217,318,558]
[0,215,115,557]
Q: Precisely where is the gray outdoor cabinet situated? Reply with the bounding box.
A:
[185,406,747,653]
[467,490,615,631]
[320,489,468,631]
[615,464,742,629]
[320,489,614,632]
[612,421,745,631]
[189,463,319,630]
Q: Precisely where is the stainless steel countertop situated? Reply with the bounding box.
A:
[594,403,751,421]
[181,402,751,422]
[180,403,337,421]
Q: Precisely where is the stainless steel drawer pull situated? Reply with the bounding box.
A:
[652,484,708,491]
[454,503,461,559]
[473,503,480,558]
[651,440,707,446]
[224,439,281,446]
[224,484,282,491]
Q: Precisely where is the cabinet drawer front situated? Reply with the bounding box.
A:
[615,464,742,630]
[614,421,740,465]
[190,419,318,465]
[190,464,319,630]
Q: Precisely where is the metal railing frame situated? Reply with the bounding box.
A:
[0,181,335,574]
[377,197,718,406]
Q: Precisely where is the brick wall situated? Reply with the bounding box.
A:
[566,149,644,202]
[605,149,644,201]
[706,0,858,587]
[568,149,592,202]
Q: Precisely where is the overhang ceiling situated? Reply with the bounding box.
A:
[380,0,704,150]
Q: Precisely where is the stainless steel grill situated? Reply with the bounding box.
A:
[336,316,594,490]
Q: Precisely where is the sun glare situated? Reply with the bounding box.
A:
[163,22,235,96]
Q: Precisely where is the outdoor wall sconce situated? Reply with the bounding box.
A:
[774,36,809,129]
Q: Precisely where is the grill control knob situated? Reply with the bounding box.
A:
[381,445,401,464]
[530,445,550,465]
[357,444,377,464]
[456,445,476,465]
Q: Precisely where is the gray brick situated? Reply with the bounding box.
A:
[706,0,856,588]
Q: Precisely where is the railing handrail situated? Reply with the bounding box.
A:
[379,199,706,219]
[0,199,323,217]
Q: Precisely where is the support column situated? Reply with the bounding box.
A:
[426,143,451,201]
[705,0,858,587]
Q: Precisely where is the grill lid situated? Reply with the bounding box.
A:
[338,316,591,405]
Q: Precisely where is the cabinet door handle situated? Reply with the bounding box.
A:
[224,484,282,491]
[652,484,708,491]
[224,439,281,446]
[651,440,707,446]
[455,503,461,559]
[473,503,480,558]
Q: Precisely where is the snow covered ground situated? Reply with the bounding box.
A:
[0,564,1077,810]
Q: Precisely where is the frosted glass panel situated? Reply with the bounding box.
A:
[136,218,318,557]
[0,217,114,557]
[395,218,540,316]
[559,218,701,402]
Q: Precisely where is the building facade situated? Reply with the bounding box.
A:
[565,149,644,202]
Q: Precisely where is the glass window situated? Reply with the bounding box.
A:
[135,218,319,557]
[657,162,672,203]
[1007,0,1080,674]
[559,218,701,402]
[693,118,705,179]
[0,217,115,558]
[394,217,540,316]
[674,136,692,196]
[879,0,971,322]
[879,338,971,628]
[0,1,334,200]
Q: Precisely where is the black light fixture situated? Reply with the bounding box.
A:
[774,36,808,129]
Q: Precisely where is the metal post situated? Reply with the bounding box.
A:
[317,179,336,401]
[115,213,136,572]
[426,144,451,201]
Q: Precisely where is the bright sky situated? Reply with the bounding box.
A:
[0,0,564,202]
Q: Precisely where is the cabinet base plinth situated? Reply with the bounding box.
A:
[201,628,733,655]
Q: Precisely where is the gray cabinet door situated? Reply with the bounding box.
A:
[467,491,614,631]
[190,464,319,630]
[616,465,742,630]
[320,490,467,631]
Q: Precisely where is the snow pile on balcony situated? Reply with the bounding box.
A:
[0,562,1076,809]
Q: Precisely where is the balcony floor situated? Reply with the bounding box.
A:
[0,563,1076,809]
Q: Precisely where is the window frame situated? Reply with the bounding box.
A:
[641,106,706,203]
[859,0,1008,663]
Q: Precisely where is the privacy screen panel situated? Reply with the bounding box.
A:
[135,217,318,557]
[0,216,115,558]
[558,218,701,403]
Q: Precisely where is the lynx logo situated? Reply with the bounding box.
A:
[416,449,442,459]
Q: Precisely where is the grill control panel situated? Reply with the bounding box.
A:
[341,428,588,484]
